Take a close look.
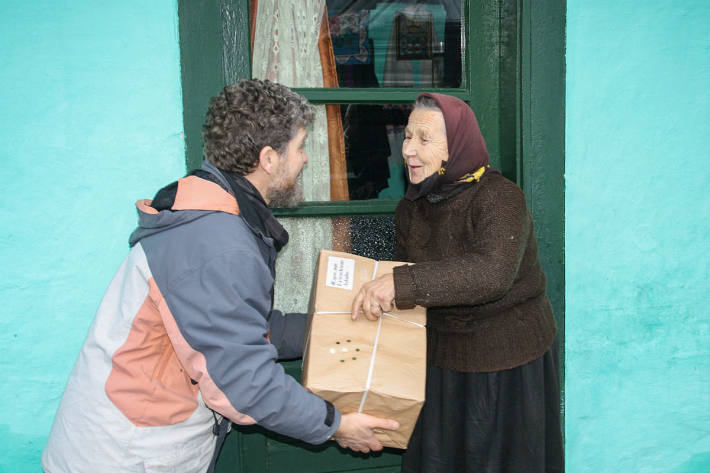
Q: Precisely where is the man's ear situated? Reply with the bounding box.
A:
[257,146,280,175]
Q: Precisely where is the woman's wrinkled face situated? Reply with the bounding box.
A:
[402,109,449,184]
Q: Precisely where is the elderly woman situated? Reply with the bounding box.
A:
[352,93,563,472]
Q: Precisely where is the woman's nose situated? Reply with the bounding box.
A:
[402,140,414,157]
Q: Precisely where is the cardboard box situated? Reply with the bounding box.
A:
[302,250,426,449]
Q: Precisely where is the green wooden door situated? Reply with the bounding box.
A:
[177,1,565,471]
[215,360,403,473]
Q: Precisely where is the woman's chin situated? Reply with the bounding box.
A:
[408,172,425,185]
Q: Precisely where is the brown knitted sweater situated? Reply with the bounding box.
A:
[392,173,557,372]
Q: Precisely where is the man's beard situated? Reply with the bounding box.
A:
[267,170,304,208]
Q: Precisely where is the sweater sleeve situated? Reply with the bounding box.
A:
[393,180,532,309]
[160,249,339,445]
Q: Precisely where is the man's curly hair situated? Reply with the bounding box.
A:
[202,79,315,175]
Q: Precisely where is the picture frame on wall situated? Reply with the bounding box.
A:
[395,12,433,60]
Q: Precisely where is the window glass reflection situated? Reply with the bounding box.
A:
[274,215,396,312]
[334,215,396,261]
[327,1,463,88]
[340,103,412,200]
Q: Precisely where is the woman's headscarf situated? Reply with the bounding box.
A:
[404,93,499,201]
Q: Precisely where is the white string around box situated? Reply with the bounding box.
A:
[312,260,425,414]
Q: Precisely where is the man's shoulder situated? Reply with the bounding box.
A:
[141,210,265,269]
[184,211,262,251]
[140,210,271,290]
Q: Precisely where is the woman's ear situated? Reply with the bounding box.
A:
[257,146,280,175]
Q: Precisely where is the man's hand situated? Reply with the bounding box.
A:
[351,273,396,321]
[332,412,400,453]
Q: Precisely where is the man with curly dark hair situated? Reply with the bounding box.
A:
[202,79,313,206]
[42,79,399,473]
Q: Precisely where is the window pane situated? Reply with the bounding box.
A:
[302,103,412,202]
[274,215,396,313]
[327,1,464,88]
[341,103,411,200]
[334,215,396,260]
[299,102,412,203]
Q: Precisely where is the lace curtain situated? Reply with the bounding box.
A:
[252,0,332,313]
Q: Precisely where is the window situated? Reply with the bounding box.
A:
[251,1,466,203]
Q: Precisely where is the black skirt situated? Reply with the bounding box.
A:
[402,342,564,473]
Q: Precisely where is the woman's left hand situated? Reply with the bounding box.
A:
[351,273,396,321]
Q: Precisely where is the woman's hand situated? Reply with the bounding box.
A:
[351,273,395,321]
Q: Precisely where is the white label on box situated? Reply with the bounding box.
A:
[325,256,355,291]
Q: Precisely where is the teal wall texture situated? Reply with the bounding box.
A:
[0,1,185,471]
[2,0,710,472]
[565,1,710,472]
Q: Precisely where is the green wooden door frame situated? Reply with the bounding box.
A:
[517,1,566,414]
[176,0,565,470]
[177,0,251,174]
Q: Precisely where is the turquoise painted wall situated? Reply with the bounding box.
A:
[0,1,185,471]
[4,1,710,472]
[565,1,710,472]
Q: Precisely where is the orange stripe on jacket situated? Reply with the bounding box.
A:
[172,176,240,215]
[136,199,159,214]
[105,279,199,427]
[154,280,257,426]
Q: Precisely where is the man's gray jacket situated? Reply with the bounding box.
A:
[42,162,339,472]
